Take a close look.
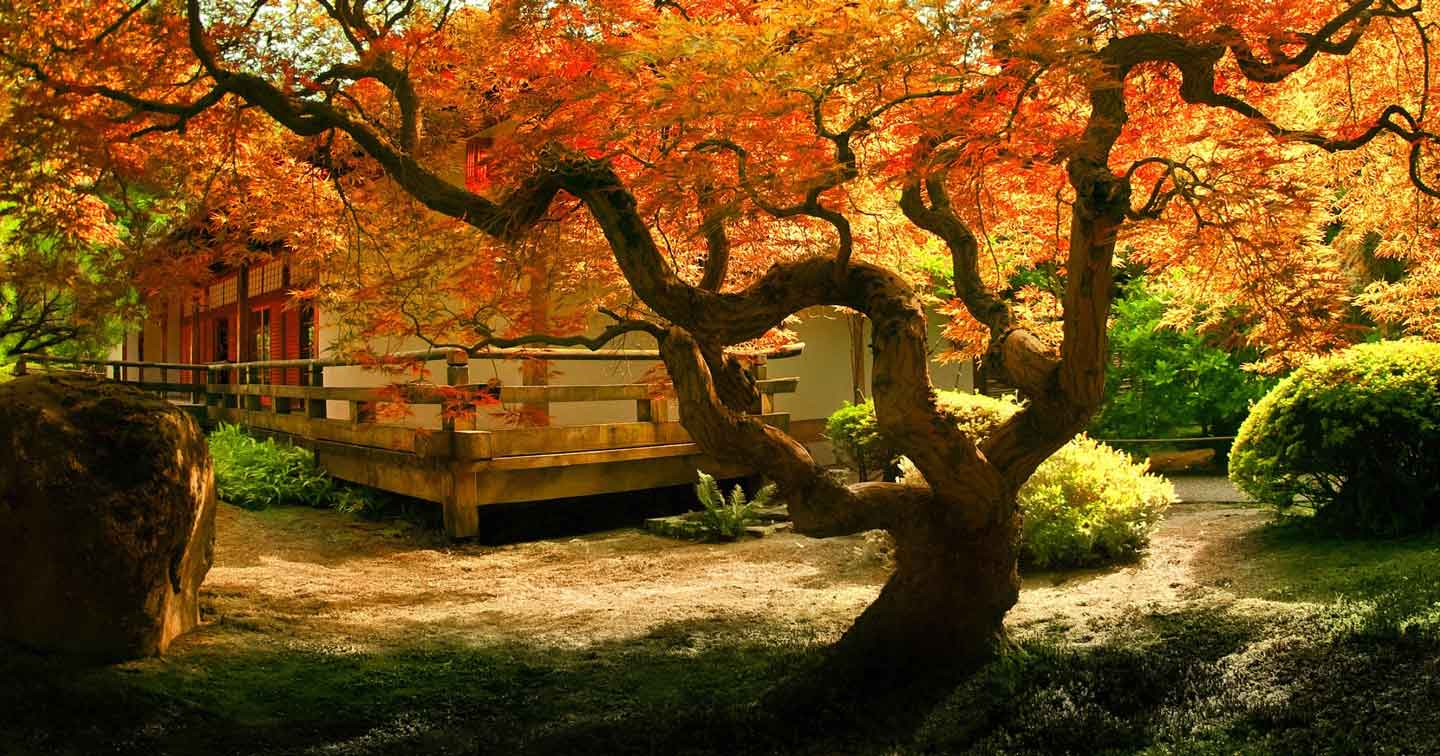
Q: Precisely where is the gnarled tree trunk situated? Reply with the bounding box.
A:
[834,510,1022,682]
[652,255,1035,683]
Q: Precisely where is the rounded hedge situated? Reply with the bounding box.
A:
[848,391,1174,569]
[1229,340,1440,536]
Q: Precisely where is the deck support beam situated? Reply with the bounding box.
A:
[443,465,481,539]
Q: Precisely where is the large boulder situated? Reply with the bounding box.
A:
[0,372,216,660]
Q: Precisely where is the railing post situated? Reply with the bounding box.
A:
[306,364,326,419]
[443,349,474,433]
[750,357,769,415]
[636,397,668,423]
[204,367,221,425]
[111,363,121,382]
[243,365,262,412]
[443,350,480,539]
[13,355,25,377]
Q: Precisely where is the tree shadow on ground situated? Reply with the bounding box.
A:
[912,598,1440,755]
[7,599,1439,756]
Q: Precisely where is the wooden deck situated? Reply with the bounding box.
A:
[16,348,798,538]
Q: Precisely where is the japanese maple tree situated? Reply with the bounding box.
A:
[4,0,1439,686]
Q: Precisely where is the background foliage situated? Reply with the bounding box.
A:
[208,423,384,515]
[823,399,890,482]
[1089,278,1276,440]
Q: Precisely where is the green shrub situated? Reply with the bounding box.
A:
[934,390,1024,438]
[887,392,1175,569]
[694,471,776,541]
[1091,278,1274,440]
[208,423,387,514]
[1229,340,1440,536]
[823,399,889,481]
[1012,436,1174,568]
[209,423,332,509]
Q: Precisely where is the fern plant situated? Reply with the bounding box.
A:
[694,471,776,541]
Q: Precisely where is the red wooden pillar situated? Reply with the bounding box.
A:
[235,265,250,363]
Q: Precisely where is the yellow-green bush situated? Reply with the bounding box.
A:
[826,392,1017,481]
[1014,435,1174,568]
[1230,340,1440,536]
[888,392,1175,569]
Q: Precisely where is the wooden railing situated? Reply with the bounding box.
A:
[15,344,801,438]
[15,354,209,399]
[16,345,802,537]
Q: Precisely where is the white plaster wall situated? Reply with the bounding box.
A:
[765,306,975,423]
[766,308,862,424]
[317,312,449,426]
[310,304,972,432]
[927,309,975,394]
[113,332,138,381]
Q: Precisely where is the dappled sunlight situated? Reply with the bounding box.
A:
[12,499,1440,755]
[197,501,1324,658]
[1010,504,1273,639]
[193,500,1319,661]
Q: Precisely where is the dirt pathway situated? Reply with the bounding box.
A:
[182,502,1270,658]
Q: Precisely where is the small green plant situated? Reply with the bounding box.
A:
[208,423,389,515]
[1230,339,1440,536]
[694,472,776,541]
[823,399,889,481]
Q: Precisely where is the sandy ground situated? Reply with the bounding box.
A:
[1013,503,1264,637]
[1171,475,1250,503]
[179,500,1270,658]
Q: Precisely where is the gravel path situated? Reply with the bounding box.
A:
[183,497,1266,660]
[1170,474,1250,503]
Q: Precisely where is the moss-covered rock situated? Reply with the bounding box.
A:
[0,373,216,660]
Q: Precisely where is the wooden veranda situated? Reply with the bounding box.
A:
[16,347,799,538]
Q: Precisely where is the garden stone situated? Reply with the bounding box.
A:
[0,373,216,660]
